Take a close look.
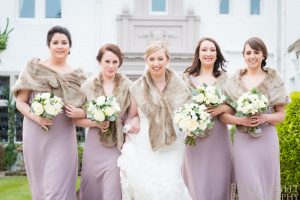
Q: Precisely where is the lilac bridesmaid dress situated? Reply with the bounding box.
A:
[23,109,78,199]
[79,128,121,200]
[233,123,281,200]
[182,75,234,200]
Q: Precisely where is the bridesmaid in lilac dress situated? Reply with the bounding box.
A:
[13,26,87,199]
[75,44,131,200]
[220,37,289,200]
[182,37,234,200]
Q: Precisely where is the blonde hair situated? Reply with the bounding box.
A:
[144,41,170,60]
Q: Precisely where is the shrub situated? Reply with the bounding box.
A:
[277,91,300,196]
[78,144,84,174]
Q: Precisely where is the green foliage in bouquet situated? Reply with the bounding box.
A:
[0,18,14,52]
[276,91,300,195]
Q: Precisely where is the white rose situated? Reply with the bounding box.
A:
[41,92,51,99]
[112,103,121,112]
[104,106,115,116]
[31,102,44,116]
[96,96,106,106]
[93,110,105,122]
[44,104,58,116]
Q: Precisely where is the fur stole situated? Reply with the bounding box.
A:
[226,68,289,107]
[182,70,228,91]
[130,68,191,151]
[226,68,290,134]
[12,58,87,107]
[81,72,131,150]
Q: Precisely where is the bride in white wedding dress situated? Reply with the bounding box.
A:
[117,41,192,200]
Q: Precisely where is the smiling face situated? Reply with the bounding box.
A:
[99,50,120,78]
[146,48,169,77]
[48,33,70,60]
[243,44,265,70]
[198,40,217,67]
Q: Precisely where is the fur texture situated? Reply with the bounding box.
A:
[226,68,289,106]
[130,68,191,151]
[226,67,290,134]
[81,72,131,150]
[12,58,87,107]
[182,70,228,91]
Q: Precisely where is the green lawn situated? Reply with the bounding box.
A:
[0,176,81,200]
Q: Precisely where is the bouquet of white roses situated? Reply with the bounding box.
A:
[86,96,121,135]
[174,103,213,145]
[192,83,226,107]
[31,92,64,131]
[236,88,269,137]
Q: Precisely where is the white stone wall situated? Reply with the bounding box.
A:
[0,0,299,91]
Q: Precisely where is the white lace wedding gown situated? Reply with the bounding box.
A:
[118,108,192,200]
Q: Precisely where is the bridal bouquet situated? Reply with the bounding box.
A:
[31,92,64,131]
[192,84,226,107]
[174,103,213,145]
[86,96,121,135]
[236,88,269,137]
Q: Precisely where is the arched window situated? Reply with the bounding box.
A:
[250,0,260,15]
[219,0,229,14]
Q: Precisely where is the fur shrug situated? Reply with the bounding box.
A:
[12,58,87,107]
[226,68,290,134]
[130,68,191,151]
[81,72,131,150]
[182,70,228,91]
[226,68,289,107]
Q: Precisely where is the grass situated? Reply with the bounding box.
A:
[0,176,81,200]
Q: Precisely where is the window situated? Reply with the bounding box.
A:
[0,76,9,100]
[151,0,167,14]
[219,0,229,14]
[18,0,61,19]
[19,0,35,18]
[250,0,260,15]
[46,0,61,18]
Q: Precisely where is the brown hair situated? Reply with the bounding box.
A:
[96,44,124,67]
[243,37,268,71]
[47,26,72,47]
[185,37,227,77]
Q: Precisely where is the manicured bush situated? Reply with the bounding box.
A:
[277,91,300,196]
[78,144,84,174]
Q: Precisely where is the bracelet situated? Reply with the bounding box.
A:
[122,124,132,134]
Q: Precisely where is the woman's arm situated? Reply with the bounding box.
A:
[16,90,53,129]
[64,105,86,118]
[250,105,286,126]
[124,94,140,133]
[206,104,234,117]
[74,118,110,133]
[219,112,259,127]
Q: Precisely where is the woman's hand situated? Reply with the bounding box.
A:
[65,105,86,118]
[32,115,54,130]
[96,121,110,133]
[249,114,269,125]
[127,116,140,134]
[237,116,259,127]
[206,104,228,117]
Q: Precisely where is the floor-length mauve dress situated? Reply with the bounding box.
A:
[225,68,290,200]
[79,128,121,200]
[233,123,280,200]
[182,74,233,200]
[23,96,78,199]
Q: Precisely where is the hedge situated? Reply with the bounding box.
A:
[277,91,300,195]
